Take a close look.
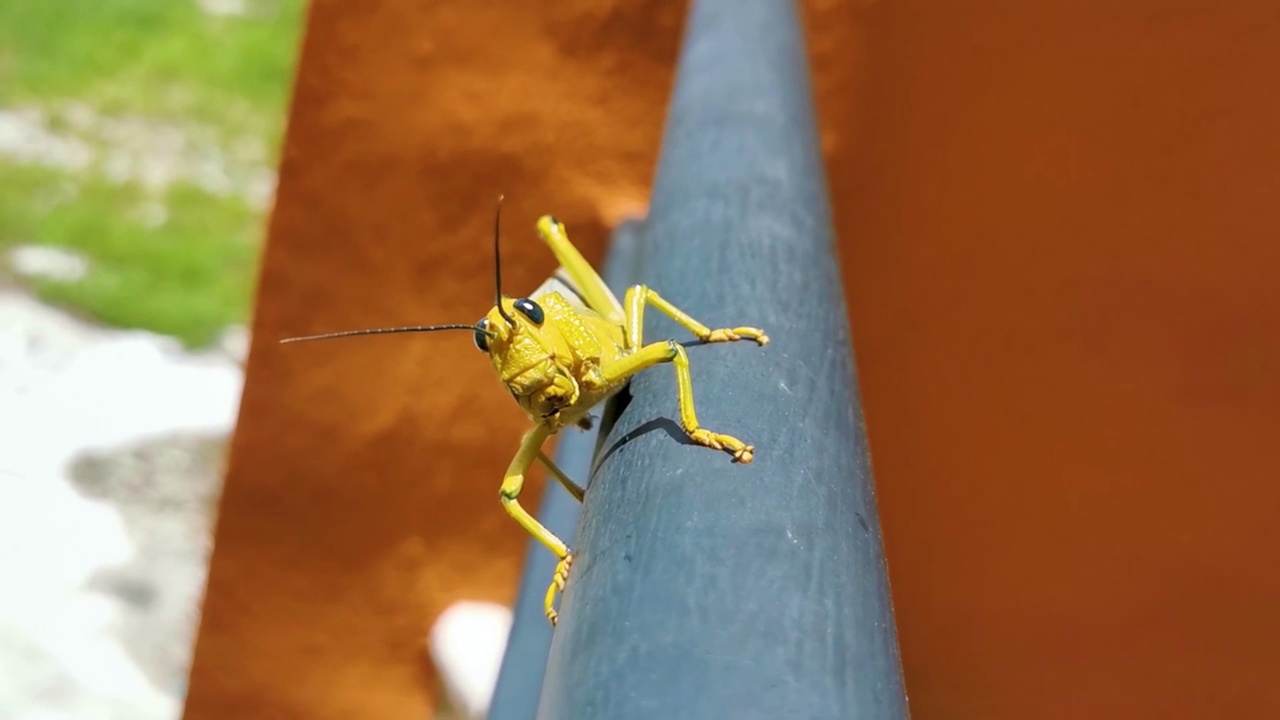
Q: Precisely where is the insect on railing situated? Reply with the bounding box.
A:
[491,1,911,719]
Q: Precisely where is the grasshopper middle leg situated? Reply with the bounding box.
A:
[623,285,769,350]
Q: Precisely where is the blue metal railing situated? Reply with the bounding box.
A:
[492,1,908,717]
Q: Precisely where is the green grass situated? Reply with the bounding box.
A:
[0,164,261,347]
[0,0,305,144]
[0,0,306,348]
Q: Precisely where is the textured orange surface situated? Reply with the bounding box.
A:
[184,1,1280,719]
[183,3,690,718]
[839,3,1280,718]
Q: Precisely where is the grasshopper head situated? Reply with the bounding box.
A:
[475,296,580,425]
[280,196,581,428]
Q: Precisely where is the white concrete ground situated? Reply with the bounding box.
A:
[0,289,242,720]
[0,96,508,720]
[0,290,513,720]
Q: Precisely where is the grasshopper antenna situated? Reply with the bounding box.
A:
[281,196,521,345]
[279,324,492,344]
[493,194,517,327]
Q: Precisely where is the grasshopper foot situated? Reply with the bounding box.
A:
[702,326,770,347]
[544,554,574,627]
[689,428,755,464]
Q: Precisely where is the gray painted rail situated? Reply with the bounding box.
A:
[533,1,910,718]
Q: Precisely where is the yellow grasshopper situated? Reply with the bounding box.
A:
[281,198,768,625]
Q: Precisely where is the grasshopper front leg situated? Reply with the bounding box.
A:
[500,425,575,625]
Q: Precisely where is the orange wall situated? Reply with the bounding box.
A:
[184,2,1280,719]
[841,3,1280,717]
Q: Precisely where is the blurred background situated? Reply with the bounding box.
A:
[4,1,1280,720]
[1,1,303,718]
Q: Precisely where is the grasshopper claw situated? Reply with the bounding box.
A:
[704,326,769,346]
[689,428,755,464]
[544,553,574,627]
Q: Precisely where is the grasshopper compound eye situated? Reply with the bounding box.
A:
[513,298,545,325]
[474,318,491,352]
